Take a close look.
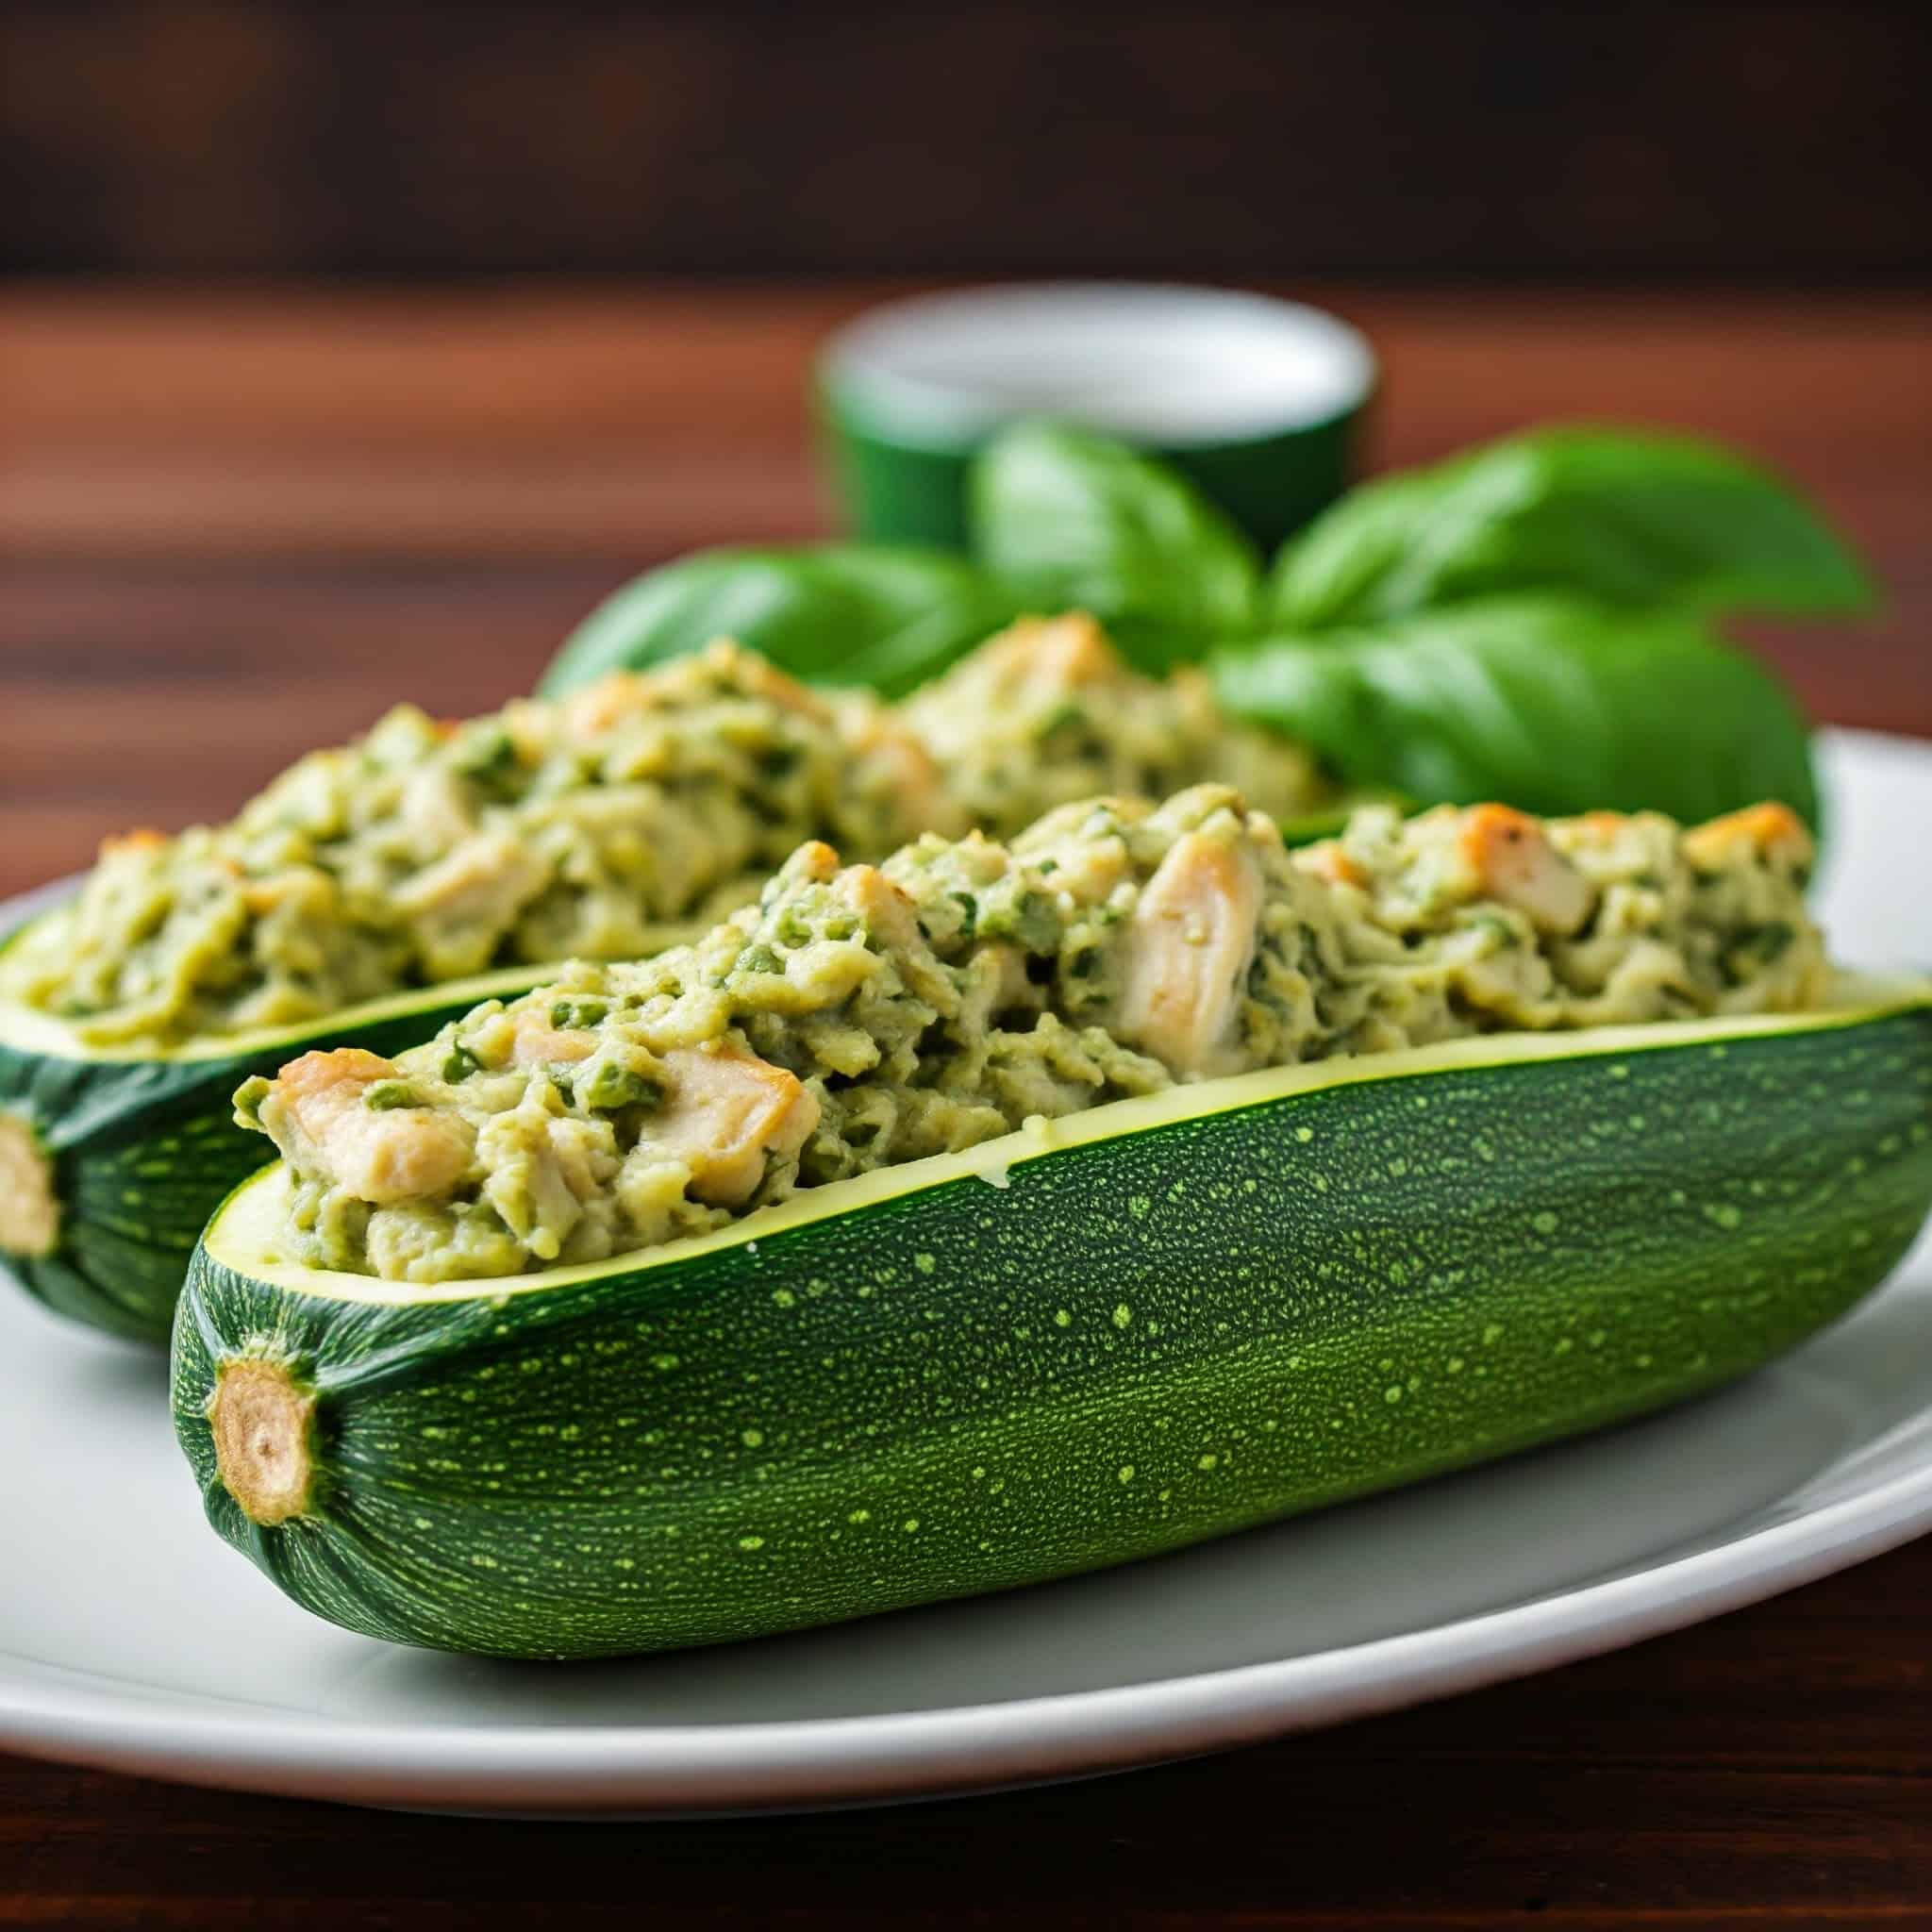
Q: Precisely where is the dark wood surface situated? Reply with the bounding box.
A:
[5,3,1927,280]
[2,285,1930,1926]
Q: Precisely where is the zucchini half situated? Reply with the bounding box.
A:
[0,906,624,1341]
[174,984,1932,1661]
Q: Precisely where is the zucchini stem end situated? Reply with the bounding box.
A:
[208,1357,317,1527]
[0,1111,58,1257]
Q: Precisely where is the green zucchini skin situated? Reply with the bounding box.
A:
[0,986,517,1343]
[173,1004,1932,1661]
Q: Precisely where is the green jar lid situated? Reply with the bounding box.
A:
[818,283,1376,555]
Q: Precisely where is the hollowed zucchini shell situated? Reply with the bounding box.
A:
[172,986,1932,1660]
[0,895,639,1341]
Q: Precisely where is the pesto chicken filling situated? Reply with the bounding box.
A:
[235,789,1825,1284]
[898,613,1328,832]
[0,618,1330,1049]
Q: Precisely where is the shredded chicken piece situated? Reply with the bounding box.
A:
[269,1048,473,1204]
[834,863,924,952]
[1010,798,1141,905]
[716,649,824,716]
[642,1045,821,1206]
[1457,806,1594,937]
[389,829,551,978]
[1682,802,1810,870]
[510,1011,600,1066]
[1300,842,1367,891]
[1001,612,1118,691]
[392,830,547,925]
[557,653,824,741]
[784,841,841,888]
[1116,832,1263,1075]
[399,766,479,855]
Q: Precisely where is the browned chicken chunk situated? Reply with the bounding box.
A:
[267,1048,473,1204]
[645,1045,821,1206]
[1457,805,1594,937]
[1116,831,1263,1075]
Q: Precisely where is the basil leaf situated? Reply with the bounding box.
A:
[970,423,1262,668]
[541,545,1018,701]
[1269,426,1874,629]
[1214,597,1818,826]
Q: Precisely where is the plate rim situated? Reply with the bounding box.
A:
[3,724,1929,1813]
[5,1379,1932,1813]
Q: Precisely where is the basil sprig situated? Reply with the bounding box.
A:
[1267,425,1873,629]
[1214,598,1819,828]
[541,544,1020,702]
[541,420,1871,826]
[968,423,1262,669]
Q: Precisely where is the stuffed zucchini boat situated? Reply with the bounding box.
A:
[2,619,1326,1340]
[173,786,1932,1658]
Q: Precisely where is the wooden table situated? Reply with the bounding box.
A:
[3,286,1929,1926]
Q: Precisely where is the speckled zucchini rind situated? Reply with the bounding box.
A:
[172,984,1932,1660]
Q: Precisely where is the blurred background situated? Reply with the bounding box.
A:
[2,0,1927,894]
[8,2,1927,280]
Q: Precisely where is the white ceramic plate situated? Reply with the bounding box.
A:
[2,729,1927,1816]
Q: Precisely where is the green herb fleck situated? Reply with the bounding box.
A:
[580,1063,662,1111]
[450,725,520,786]
[982,888,1058,951]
